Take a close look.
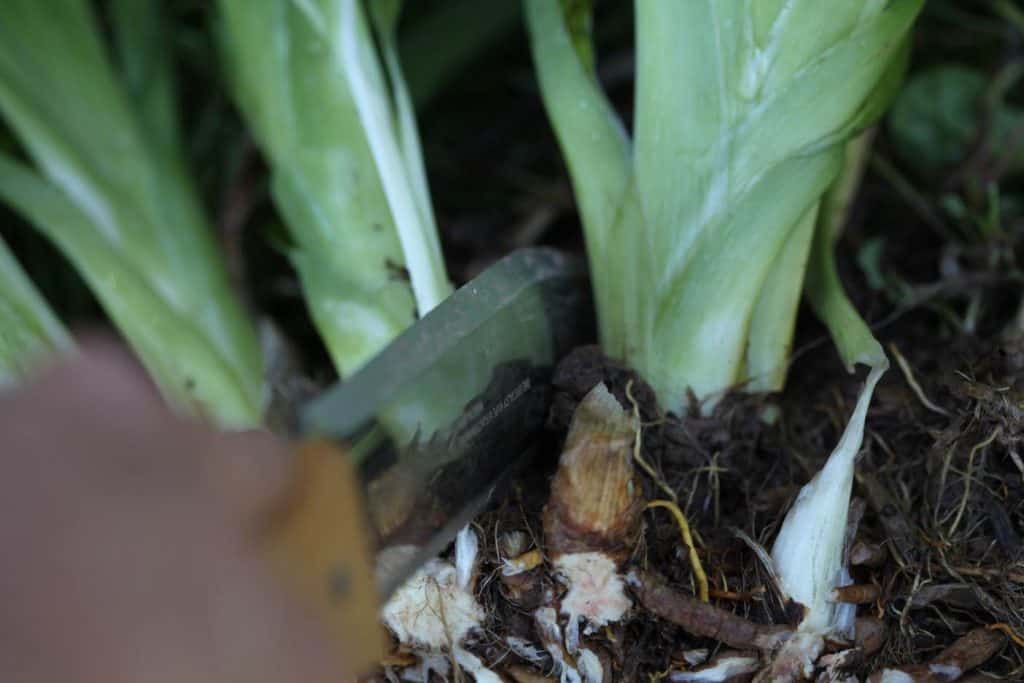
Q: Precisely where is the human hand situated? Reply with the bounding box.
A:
[0,343,349,682]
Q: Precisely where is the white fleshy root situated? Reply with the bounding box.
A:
[770,365,886,634]
[929,663,962,679]
[534,607,604,683]
[556,551,632,636]
[381,526,500,681]
[455,525,478,591]
[576,649,604,683]
[832,566,858,642]
[669,652,760,682]
[381,557,483,649]
[455,649,503,683]
[505,636,549,666]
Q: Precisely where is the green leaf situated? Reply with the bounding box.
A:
[0,235,71,388]
[745,203,818,392]
[889,64,1024,178]
[218,0,451,378]
[524,0,636,357]
[0,0,264,426]
[805,133,887,372]
[526,0,920,410]
[0,156,262,425]
[109,0,180,157]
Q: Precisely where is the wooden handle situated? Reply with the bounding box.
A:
[262,439,386,676]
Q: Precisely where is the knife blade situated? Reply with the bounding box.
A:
[262,247,591,671]
[304,246,591,593]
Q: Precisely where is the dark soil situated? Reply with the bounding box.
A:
[436,319,1024,680]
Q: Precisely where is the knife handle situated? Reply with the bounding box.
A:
[261,439,386,676]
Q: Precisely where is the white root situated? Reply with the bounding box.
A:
[381,526,501,682]
[534,606,604,683]
[770,365,886,633]
[381,557,482,650]
[765,365,886,681]
[555,551,632,645]
[455,649,503,683]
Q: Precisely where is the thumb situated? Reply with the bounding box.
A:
[205,429,293,527]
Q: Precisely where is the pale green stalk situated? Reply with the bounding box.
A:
[0,236,72,388]
[526,0,921,412]
[0,0,264,427]
[745,205,818,391]
[521,0,642,367]
[218,0,452,379]
[805,132,888,371]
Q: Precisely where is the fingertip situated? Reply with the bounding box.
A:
[208,429,294,523]
[37,335,159,402]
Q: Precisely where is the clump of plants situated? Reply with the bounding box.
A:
[1,0,1021,681]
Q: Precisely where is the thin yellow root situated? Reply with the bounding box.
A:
[646,499,709,602]
[625,380,677,502]
[988,622,1024,648]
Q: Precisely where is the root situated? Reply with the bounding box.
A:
[890,342,950,417]
[988,622,1024,648]
[628,569,791,651]
[948,426,1000,537]
[626,379,676,502]
[646,499,709,602]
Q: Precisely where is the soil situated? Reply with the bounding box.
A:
[441,327,1024,680]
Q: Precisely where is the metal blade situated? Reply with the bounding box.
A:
[300,248,592,597]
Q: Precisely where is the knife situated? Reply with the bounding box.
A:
[261,247,591,673]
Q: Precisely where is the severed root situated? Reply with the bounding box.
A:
[830,583,881,604]
[627,569,791,652]
[867,627,1006,682]
[534,606,606,683]
[380,527,501,681]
